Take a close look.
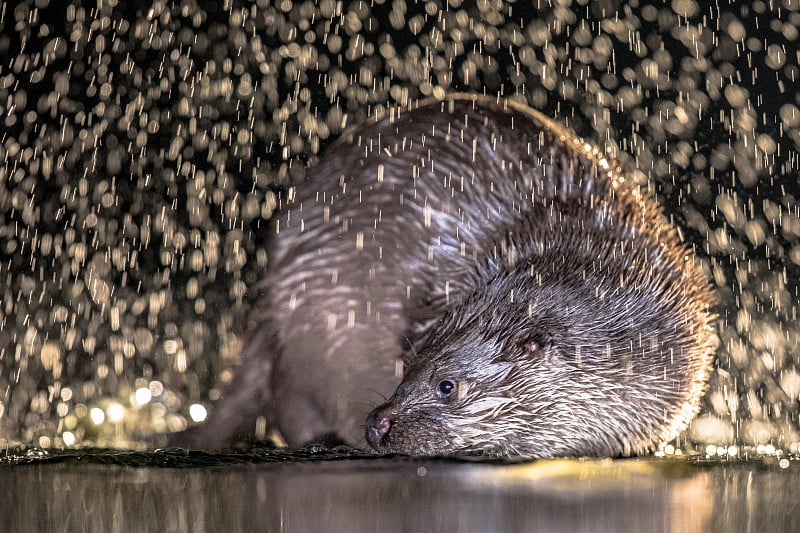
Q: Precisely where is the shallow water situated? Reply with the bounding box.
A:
[2,449,798,533]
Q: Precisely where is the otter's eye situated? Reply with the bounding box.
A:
[436,379,456,397]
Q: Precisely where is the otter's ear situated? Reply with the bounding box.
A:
[497,334,551,363]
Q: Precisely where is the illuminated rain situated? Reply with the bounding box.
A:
[0,0,798,457]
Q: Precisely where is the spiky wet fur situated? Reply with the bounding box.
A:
[184,94,716,457]
[369,206,715,457]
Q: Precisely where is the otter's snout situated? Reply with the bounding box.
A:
[365,408,392,449]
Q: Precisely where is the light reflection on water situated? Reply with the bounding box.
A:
[1,455,798,532]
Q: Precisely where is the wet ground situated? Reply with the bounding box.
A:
[1,449,798,532]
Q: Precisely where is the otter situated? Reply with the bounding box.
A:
[177,94,716,458]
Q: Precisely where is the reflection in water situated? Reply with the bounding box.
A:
[4,457,799,532]
[0,459,695,532]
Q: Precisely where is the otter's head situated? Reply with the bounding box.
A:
[365,271,691,458]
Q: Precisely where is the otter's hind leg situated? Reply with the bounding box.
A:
[169,325,277,448]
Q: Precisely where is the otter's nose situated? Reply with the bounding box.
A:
[365,410,392,449]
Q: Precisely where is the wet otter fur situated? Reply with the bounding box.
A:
[177,94,716,458]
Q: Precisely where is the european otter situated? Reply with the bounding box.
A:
[178,94,716,458]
